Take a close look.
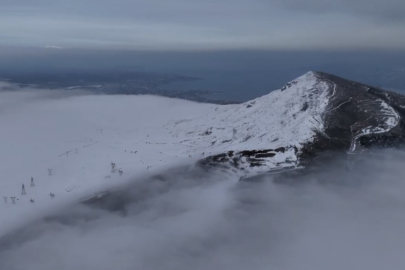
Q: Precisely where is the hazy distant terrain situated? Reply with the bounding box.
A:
[1,71,235,104]
[1,49,404,102]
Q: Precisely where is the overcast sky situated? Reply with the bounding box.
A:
[1,0,405,51]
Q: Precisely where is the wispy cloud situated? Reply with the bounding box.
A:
[45,45,62,49]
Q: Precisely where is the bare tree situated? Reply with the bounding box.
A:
[118,169,123,176]
[11,197,16,204]
[48,169,52,176]
[50,192,55,198]
[21,184,26,195]
[111,162,116,173]
[31,177,35,187]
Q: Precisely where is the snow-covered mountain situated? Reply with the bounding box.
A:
[1,71,405,237]
[175,71,405,177]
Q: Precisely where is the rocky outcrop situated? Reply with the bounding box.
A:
[198,147,299,177]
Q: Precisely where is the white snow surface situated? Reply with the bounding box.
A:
[171,71,330,170]
[0,72,331,236]
[0,90,215,237]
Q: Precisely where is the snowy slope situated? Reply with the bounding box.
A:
[171,71,331,176]
[1,71,405,238]
[0,73,332,236]
[0,90,215,236]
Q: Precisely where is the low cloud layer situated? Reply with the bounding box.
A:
[1,0,404,50]
[2,149,405,270]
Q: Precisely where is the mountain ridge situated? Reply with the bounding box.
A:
[175,71,405,178]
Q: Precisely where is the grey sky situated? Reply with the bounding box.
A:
[0,0,404,50]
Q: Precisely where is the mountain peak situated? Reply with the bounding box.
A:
[281,71,319,91]
[173,72,405,178]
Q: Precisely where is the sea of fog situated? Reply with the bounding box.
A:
[1,73,405,270]
[1,150,405,270]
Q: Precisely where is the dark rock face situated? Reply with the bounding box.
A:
[198,147,298,174]
[303,72,405,161]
